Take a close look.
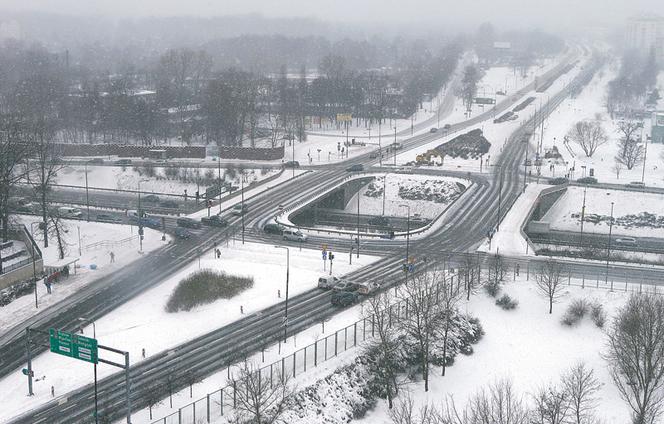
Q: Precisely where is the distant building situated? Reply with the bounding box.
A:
[0,20,21,41]
[626,15,664,64]
[652,112,664,144]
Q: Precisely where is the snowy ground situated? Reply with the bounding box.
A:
[345,174,467,220]
[0,241,377,422]
[541,186,664,238]
[51,165,277,196]
[538,61,664,187]
[358,277,631,423]
[0,216,167,333]
[394,59,586,173]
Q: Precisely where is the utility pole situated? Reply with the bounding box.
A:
[641,131,649,184]
[274,246,289,342]
[605,201,614,287]
[382,175,387,216]
[400,204,411,282]
[241,172,245,245]
[523,138,529,192]
[579,185,587,245]
[291,135,295,178]
[496,167,504,231]
[356,186,360,259]
[85,162,90,221]
[78,318,98,424]
[217,156,222,214]
[393,127,397,166]
[378,119,382,166]
[137,180,143,253]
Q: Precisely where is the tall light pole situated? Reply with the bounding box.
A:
[241,171,245,245]
[291,135,295,178]
[393,127,397,166]
[137,179,148,253]
[641,131,649,184]
[605,200,614,287]
[579,185,587,245]
[84,161,90,221]
[496,166,504,231]
[356,185,360,259]
[78,317,98,424]
[217,156,223,214]
[274,246,289,342]
[378,119,382,166]
[399,204,411,275]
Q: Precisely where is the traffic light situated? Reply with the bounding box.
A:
[329,252,335,261]
[207,200,212,209]
[402,263,408,272]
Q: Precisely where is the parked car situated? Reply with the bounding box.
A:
[284,161,300,168]
[615,237,637,246]
[175,227,191,239]
[114,159,132,166]
[263,222,283,235]
[96,213,121,223]
[160,199,179,209]
[201,215,228,227]
[331,291,359,307]
[283,229,307,242]
[176,217,202,229]
[443,124,452,130]
[318,276,344,289]
[429,127,438,133]
[88,158,104,165]
[345,164,364,172]
[357,282,381,295]
[368,216,390,227]
[332,281,360,292]
[58,207,83,219]
[369,151,379,159]
[626,181,646,189]
[231,204,248,216]
[128,210,148,219]
[548,177,569,185]
[142,194,160,203]
[132,216,161,229]
[576,177,597,184]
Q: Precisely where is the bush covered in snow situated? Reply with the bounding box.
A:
[397,180,465,204]
[166,269,253,312]
[590,302,606,328]
[280,313,483,424]
[0,279,35,307]
[561,299,589,326]
[495,294,519,310]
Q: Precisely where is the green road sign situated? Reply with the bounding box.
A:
[49,329,98,364]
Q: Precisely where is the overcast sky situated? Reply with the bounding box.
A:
[2,0,664,29]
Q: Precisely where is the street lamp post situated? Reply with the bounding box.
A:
[399,204,411,278]
[378,119,382,167]
[78,317,98,424]
[605,201,614,288]
[85,161,90,222]
[393,127,397,166]
[241,172,245,245]
[356,185,360,259]
[217,156,223,214]
[496,167,504,231]
[274,246,289,342]
[580,185,587,245]
[29,222,40,309]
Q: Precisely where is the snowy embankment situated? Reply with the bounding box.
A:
[0,241,377,423]
[541,186,664,238]
[0,216,167,333]
[344,174,467,220]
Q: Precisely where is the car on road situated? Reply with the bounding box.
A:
[58,207,83,219]
[576,177,597,184]
[284,161,300,168]
[88,158,104,165]
[263,222,283,235]
[96,213,122,223]
[114,159,132,166]
[626,181,645,189]
[331,291,359,307]
[176,217,202,229]
[332,281,360,292]
[369,151,380,159]
[131,216,161,229]
[142,194,160,203]
[231,203,248,216]
[615,237,637,246]
[346,164,364,172]
[357,281,381,295]
[174,227,191,239]
[318,275,344,289]
[283,229,307,242]
[443,124,452,130]
[160,199,179,209]
[201,215,228,227]
[429,127,438,133]
[411,214,428,226]
[368,216,390,227]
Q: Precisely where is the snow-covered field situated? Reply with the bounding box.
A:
[53,165,278,195]
[541,186,664,238]
[345,174,467,219]
[0,241,377,422]
[538,61,664,187]
[359,278,630,423]
[0,216,167,333]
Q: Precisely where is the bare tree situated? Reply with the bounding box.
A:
[440,273,462,377]
[363,291,403,409]
[182,370,201,398]
[462,253,482,301]
[562,362,602,424]
[531,383,569,424]
[612,160,623,179]
[46,214,69,260]
[605,293,664,424]
[30,120,64,248]
[143,388,163,420]
[567,121,608,158]
[461,65,481,112]
[389,395,441,424]
[535,258,566,314]
[615,137,644,170]
[485,254,509,297]
[398,269,446,392]
[231,360,295,424]
[442,379,530,424]
[0,117,30,242]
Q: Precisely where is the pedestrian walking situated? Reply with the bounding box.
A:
[51,386,55,397]
[142,348,146,359]
[109,251,115,263]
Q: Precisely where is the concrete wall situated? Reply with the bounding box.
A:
[25,143,207,159]
[214,146,284,160]
[0,226,44,291]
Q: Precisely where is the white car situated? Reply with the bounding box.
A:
[318,276,344,289]
[283,229,307,242]
[357,282,381,295]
